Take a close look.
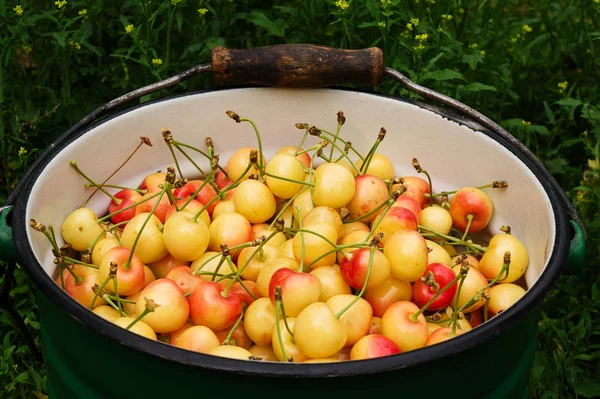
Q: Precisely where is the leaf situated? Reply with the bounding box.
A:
[582,104,600,123]
[457,82,497,94]
[573,381,600,398]
[544,101,555,124]
[52,32,66,48]
[357,21,379,28]
[246,11,285,37]
[530,125,551,136]
[425,52,445,70]
[421,69,466,82]
[462,52,484,70]
[554,98,583,118]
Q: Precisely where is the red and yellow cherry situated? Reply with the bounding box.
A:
[148,253,189,279]
[412,263,458,311]
[60,265,106,309]
[383,230,429,283]
[256,257,299,297]
[189,281,243,331]
[356,154,394,180]
[312,162,356,209]
[215,321,253,350]
[215,169,232,190]
[278,239,295,259]
[419,206,453,239]
[303,358,340,363]
[248,345,279,362]
[488,283,526,316]
[350,334,401,360]
[463,254,481,270]
[272,317,309,362]
[61,207,107,252]
[449,187,494,233]
[165,265,204,295]
[340,247,391,290]
[236,245,279,281]
[346,175,389,223]
[123,291,142,316]
[479,233,529,283]
[226,147,265,182]
[275,145,312,168]
[303,206,344,241]
[380,301,428,352]
[397,176,430,208]
[212,200,237,219]
[269,268,322,317]
[466,309,483,327]
[251,224,287,248]
[121,212,168,264]
[292,188,315,224]
[427,322,442,336]
[425,326,466,346]
[173,180,219,216]
[264,153,306,199]
[91,236,120,266]
[139,171,166,193]
[294,302,347,359]
[364,276,412,317]
[163,211,210,262]
[134,192,171,224]
[425,240,452,267]
[208,212,252,254]
[393,196,421,221]
[92,305,120,322]
[233,179,276,224]
[142,265,156,287]
[309,265,351,301]
[244,297,277,347]
[208,345,252,360]
[229,280,260,307]
[337,229,370,264]
[168,321,193,345]
[113,317,156,340]
[98,246,146,296]
[450,264,489,313]
[135,278,190,333]
[175,325,221,354]
[164,199,210,226]
[108,189,143,225]
[292,222,337,269]
[343,221,370,236]
[371,206,418,246]
[326,294,373,347]
[369,316,382,335]
[191,251,237,285]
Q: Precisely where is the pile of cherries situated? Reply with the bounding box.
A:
[32,110,529,363]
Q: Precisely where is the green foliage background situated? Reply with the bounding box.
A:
[0,0,599,398]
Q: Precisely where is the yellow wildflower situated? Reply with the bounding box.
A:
[558,81,568,93]
[55,0,67,9]
[18,147,27,157]
[480,50,486,55]
[414,44,425,51]
[378,21,386,28]
[410,18,420,26]
[198,8,208,15]
[79,9,87,15]
[152,58,163,65]
[125,24,134,34]
[406,22,413,31]
[441,14,453,20]
[469,43,478,49]
[416,33,429,42]
[381,0,392,4]
[510,34,521,43]
[171,0,183,5]
[335,0,349,10]
[14,5,24,16]
[522,24,532,33]
[522,120,531,128]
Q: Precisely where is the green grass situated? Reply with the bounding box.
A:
[0,0,599,398]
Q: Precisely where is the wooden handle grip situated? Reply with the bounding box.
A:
[211,44,384,88]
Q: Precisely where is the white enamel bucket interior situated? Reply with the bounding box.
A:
[26,87,555,291]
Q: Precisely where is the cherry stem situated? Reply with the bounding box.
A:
[102,295,122,314]
[123,182,170,270]
[274,292,290,363]
[126,298,159,329]
[163,138,185,181]
[259,168,315,187]
[83,137,151,207]
[328,119,343,159]
[96,191,161,223]
[418,225,488,253]
[71,161,122,206]
[343,198,390,224]
[179,173,213,212]
[84,183,147,195]
[317,134,361,175]
[409,271,466,323]
[58,266,65,290]
[296,207,306,272]
[294,127,310,156]
[174,141,229,179]
[222,304,246,345]
[335,245,375,319]
[461,214,475,242]
[302,242,371,272]
[285,228,338,255]
[87,221,129,252]
[171,142,207,178]
[268,186,310,230]
[483,296,490,323]
[191,240,258,277]
[360,129,385,174]
[90,273,113,310]
[313,126,365,162]
[365,199,395,242]
[63,257,99,270]
[62,264,84,285]
[425,181,508,198]
[412,158,433,207]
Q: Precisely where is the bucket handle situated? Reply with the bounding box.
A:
[2,44,586,270]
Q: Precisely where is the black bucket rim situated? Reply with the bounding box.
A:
[11,85,571,377]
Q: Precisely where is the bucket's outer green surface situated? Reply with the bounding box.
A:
[37,288,535,399]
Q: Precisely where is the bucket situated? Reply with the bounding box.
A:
[0,44,586,399]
